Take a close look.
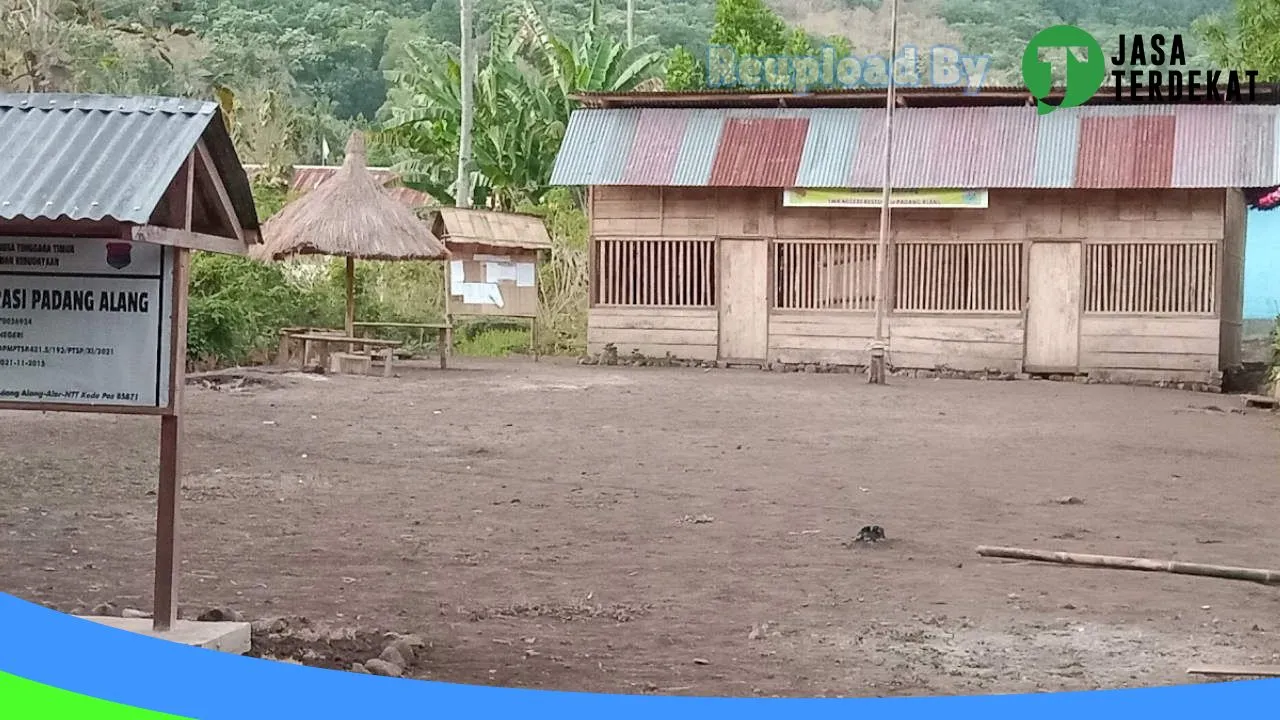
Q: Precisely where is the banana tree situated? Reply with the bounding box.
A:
[380,25,565,210]
[518,0,664,120]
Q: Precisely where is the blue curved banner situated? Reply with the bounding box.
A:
[0,592,1275,718]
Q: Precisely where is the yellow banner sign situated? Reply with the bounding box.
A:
[783,188,989,209]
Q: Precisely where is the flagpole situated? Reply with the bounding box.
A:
[868,0,900,385]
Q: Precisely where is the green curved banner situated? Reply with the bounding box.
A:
[0,671,192,719]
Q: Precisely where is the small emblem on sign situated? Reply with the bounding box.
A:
[105,242,132,270]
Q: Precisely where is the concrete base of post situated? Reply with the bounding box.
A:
[79,616,251,654]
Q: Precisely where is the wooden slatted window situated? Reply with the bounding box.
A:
[592,238,716,307]
[772,240,879,310]
[893,241,1024,312]
[1084,242,1216,314]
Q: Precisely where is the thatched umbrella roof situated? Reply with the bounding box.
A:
[254,131,448,262]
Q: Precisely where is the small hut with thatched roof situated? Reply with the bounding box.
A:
[254,131,449,358]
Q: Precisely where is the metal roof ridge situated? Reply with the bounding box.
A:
[0,93,217,115]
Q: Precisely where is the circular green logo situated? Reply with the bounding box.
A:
[1022,25,1106,115]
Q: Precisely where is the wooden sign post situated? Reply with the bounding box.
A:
[0,232,191,631]
[0,94,259,637]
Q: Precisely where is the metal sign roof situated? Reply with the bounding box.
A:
[0,93,259,230]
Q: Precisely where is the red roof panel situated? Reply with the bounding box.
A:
[1076,115,1175,187]
[709,118,809,187]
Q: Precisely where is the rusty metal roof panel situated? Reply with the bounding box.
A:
[1076,112,1177,187]
[552,105,1280,189]
[0,93,208,224]
[708,116,809,186]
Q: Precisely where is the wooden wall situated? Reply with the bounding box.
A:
[586,308,719,360]
[586,186,1230,380]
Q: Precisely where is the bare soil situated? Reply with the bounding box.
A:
[2,358,1279,697]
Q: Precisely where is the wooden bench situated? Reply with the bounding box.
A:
[276,331,403,377]
[352,321,454,369]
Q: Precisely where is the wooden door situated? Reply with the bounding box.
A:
[1024,241,1082,372]
[718,238,768,361]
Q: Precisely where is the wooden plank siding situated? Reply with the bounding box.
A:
[768,312,875,365]
[587,308,718,360]
[1079,317,1220,373]
[588,186,1229,379]
[889,316,1025,372]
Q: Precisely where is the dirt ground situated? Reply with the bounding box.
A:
[2,358,1279,697]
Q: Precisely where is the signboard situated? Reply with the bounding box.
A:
[0,237,175,408]
[783,188,989,209]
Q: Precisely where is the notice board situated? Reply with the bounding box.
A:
[448,249,539,318]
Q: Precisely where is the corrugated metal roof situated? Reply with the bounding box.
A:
[572,85,1280,109]
[550,105,1280,189]
[0,93,259,229]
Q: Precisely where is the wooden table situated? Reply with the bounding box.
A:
[353,321,453,369]
[276,331,403,377]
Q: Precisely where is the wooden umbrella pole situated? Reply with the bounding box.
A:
[345,256,356,352]
[976,546,1280,586]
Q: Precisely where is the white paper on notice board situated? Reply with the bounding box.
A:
[515,263,535,287]
[449,260,465,284]
[484,262,517,283]
[457,281,504,308]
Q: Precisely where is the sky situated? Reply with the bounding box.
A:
[1245,209,1280,319]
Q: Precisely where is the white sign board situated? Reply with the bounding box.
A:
[0,237,174,408]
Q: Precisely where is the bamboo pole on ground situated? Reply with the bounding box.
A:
[976,546,1280,586]
[1187,665,1280,677]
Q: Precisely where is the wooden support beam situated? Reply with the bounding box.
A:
[153,154,193,633]
[195,139,246,244]
[131,224,247,256]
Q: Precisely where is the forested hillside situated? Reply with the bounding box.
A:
[0,0,1244,163]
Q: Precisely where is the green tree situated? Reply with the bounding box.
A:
[380,1,659,209]
[663,46,702,90]
[520,0,664,115]
[710,0,790,56]
[1196,0,1280,80]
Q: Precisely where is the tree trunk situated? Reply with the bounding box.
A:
[626,0,634,48]
[457,0,474,209]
